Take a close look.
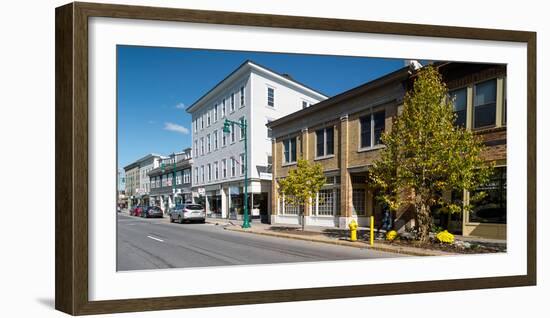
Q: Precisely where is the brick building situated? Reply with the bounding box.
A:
[267,62,507,239]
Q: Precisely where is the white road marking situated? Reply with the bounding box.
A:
[147,235,164,242]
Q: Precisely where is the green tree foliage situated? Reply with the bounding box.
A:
[278,159,326,230]
[369,65,493,243]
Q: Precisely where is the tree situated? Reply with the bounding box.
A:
[368,65,493,243]
[278,159,326,230]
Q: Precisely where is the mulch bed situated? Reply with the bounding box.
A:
[378,238,506,254]
[267,226,505,254]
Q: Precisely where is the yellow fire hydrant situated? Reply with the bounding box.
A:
[349,219,358,242]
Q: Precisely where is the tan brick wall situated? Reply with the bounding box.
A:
[306,119,340,171]
[347,103,398,167]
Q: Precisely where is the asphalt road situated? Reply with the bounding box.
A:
[117,214,404,271]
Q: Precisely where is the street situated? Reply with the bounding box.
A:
[117,214,404,271]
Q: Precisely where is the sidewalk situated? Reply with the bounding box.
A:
[205,217,454,257]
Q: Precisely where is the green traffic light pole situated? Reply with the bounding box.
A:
[223,118,250,229]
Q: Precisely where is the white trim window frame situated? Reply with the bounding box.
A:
[207,134,211,153]
[473,78,498,129]
[282,137,297,165]
[359,110,385,151]
[449,87,468,128]
[240,153,245,175]
[267,86,275,108]
[315,126,334,159]
[222,159,227,179]
[230,123,236,143]
[240,86,245,108]
[230,92,235,113]
[214,161,219,180]
[214,103,218,122]
[239,117,245,140]
[213,130,218,150]
[222,98,226,118]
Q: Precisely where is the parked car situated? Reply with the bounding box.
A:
[131,205,145,217]
[170,204,206,224]
[142,206,163,218]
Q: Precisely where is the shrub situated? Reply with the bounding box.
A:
[386,230,398,241]
[436,230,455,244]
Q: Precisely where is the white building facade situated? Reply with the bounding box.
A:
[187,61,327,221]
[136,154,163,206]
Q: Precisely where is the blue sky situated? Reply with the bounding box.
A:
[117,46,405,169]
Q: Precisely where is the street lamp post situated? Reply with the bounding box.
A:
[223,118,250,229]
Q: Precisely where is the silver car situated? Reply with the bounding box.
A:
[170,204,206,224]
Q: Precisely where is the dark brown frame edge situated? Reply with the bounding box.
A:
[55,1,537,315]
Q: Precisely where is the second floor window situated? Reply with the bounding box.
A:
[283,137,297,163]
[222,159,227,178]
[214,130,218,149]
[194,167,198,183]
[207,164,212,182]
[183,169,191,184]
[450,88,467,127]
[214,162,219,180]
[474,79,497,128]
[231,158,236,177]
[239,117,245,140]
[231,123,236,143]
[201,166,205,183]
[360,110,385,149]
[267,87,275,107]
[316,127,334,157]
[200,137,204,155]
[176,171,182,185]
[207,134,211,152]
[240,153,245,174]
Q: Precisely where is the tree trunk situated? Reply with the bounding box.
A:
[416,197,431,243]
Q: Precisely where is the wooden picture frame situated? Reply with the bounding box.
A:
[55,2,536,315]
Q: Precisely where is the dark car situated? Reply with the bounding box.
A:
[170,203,205,224]
[142,206,163,218]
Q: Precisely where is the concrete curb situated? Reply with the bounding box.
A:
[224,226,454,257]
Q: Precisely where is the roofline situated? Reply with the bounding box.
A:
[186,60,328,113]
[267,65,411,128]
[123,153,163,170]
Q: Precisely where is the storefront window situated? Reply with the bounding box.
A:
[352,189,366,215]
[469,167,506,224]
[317,189,335,216]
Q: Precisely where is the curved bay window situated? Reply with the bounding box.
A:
[469,167,506,224]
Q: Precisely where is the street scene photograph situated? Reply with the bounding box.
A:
[117,46,507,271]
